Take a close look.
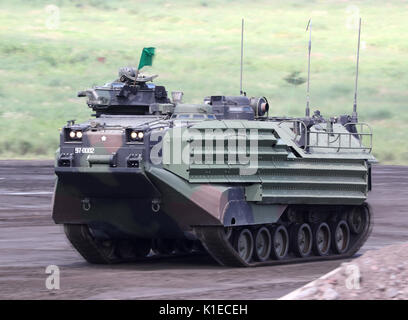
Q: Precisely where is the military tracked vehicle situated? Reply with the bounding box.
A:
[53,25,376,266]
[52,71,375,266]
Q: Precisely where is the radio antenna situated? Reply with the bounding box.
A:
[305,19,312,118]
[240,18,245,95]
[352,18,361,122]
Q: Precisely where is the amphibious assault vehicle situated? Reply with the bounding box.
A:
[53,26,376,266]
[52,69,375,267]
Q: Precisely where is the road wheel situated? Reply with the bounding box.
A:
[291,223,313,257]
[64,224,118,264]
[234,229,254,263]
[254,227,272,262]
[331,220,350,254]
[270,225,289,260]
[96,239,117,261]
[312,222,331,256]
[348,206,368,234]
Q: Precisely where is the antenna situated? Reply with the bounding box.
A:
[240,18,245,95]
[352,17,361,122]
[305,19,312,118]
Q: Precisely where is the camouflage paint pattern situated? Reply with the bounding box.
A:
[53,72,375,241]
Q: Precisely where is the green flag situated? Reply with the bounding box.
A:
[138,47,155,70]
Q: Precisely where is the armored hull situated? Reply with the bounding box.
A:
[53,73,375,266]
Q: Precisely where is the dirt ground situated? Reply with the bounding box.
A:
[281,242,408,300]
[0,161,407,299]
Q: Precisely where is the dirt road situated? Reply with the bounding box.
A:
[0,161,407,299]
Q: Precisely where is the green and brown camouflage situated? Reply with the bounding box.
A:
[52,67,376,266]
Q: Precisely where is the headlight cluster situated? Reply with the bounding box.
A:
[127,128,144,142]
[130,131,144,140]
[69,130,83,139]
[65,128,83,141]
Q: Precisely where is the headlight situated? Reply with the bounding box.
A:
[127,129,144,142]
[65,128,83,142]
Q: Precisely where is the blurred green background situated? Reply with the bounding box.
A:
[0,0,407,163]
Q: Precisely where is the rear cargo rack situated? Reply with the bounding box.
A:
[278,120,373,153]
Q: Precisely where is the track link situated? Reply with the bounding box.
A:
[64,224,204,264]
[194,203,373,267]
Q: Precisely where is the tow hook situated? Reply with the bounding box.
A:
[81,198,91,212]
[151,199,161,213]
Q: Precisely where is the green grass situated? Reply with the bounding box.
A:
[0,0,407,164]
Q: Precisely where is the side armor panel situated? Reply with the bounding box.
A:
[161,121,368,205]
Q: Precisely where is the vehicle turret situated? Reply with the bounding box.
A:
[77,66,171,117]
